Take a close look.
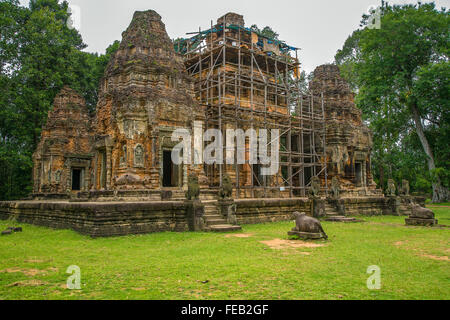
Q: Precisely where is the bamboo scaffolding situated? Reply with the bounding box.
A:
[180,19,327,198]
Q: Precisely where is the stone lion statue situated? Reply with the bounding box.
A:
[386,179,396,196]
[219,174,233,199]
[330,176,340,199]
[309,176,321,198]
[400,179,410,196]
[292,212,328,240]
[186,173,200,200]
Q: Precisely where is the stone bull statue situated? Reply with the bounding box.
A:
[410,204,434,219]
[292,212,328,240]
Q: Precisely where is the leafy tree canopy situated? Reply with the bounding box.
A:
[0,0,118,200]
[335,1,449,202]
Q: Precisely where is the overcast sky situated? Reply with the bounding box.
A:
[19,0,449,73]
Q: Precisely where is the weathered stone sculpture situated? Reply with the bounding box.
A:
[386,179,396,196]
[309,176,321,198]
[186,173,200,200]
[330,176,340,200]
[288,212,328,240]
[400,179,410,196]
[219,174,233,199]
[410,204,434,219]
[405,204,438,226]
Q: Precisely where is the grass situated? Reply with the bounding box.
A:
[0,206,448,300]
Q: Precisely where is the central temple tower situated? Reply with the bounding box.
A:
[94,10,202,192]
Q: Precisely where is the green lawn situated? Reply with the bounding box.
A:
[0,207,448,300]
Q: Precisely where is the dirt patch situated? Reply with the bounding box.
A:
[420,254,449,261]
[394,241,449,262]
[7,280,48,287]
[280,251,311,256]
[0,267,58,276]
[260,239,325,250]
[225,234,253,238]
[131,288,146,291]
[24,258,53,263]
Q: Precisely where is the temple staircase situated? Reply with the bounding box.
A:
[324,200,362,223]
[324,201,340,217]
[202,200,242,232]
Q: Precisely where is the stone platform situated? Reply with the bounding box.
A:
[0,195,420,237]
[325,216,364,223]
[0,200,189,238]
[288,231,325,240]
[405,218,438,227]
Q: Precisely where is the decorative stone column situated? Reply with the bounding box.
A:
[218,198,238,225]
[185,200,205,231]
[106,146,113,190]
[310,197,326,218]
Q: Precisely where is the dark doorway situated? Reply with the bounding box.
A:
[72,169,82,191]
[305,166,312,188]
[163,150,179,187]
[252,164,263,187]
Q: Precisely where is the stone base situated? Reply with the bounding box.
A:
[0,200,189,238]
[288,231,325,240]
[325,216,364,223]
[405,218,438,226]
[209,225,242,232]
[235,198,311,225]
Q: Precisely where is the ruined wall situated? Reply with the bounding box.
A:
[32,87,93,196]
[310,65,378,195]
[235,198,311,224]
[0,201,188,237]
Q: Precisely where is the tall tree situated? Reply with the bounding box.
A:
[0,0,118,200]
[335,2,449,202]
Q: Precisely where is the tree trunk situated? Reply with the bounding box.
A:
[411,104,449,203]
[379,164,385,191]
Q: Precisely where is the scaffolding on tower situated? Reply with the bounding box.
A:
[175,13,328,198]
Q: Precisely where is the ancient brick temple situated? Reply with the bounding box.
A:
[0,10,401,237]
[32,87,94,195]
[310,64,378,196]
[92,10,204,194]
[31,11,378,200]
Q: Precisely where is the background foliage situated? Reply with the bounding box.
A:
[0,0,118,200]
[335,1,449,200]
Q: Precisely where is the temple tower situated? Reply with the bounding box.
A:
[32,86,93,196]
[310,64,377,195]
[94,10,201,191]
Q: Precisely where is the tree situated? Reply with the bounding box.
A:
[0,0,118,200]
[250,24,279,40]
[335,2,449,202]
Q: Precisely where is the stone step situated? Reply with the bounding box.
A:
[202,200,219,204]
[209,225,242,232]
[204,214,223,220]
[206,219,228,226]
[325,216,363,223]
